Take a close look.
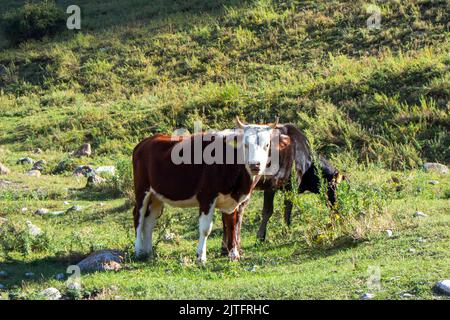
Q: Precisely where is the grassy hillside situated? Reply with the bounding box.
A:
[0,0,449,300]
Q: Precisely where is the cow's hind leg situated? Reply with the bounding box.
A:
[135,191,152,258]
[142,197,163,257]
[222,209,241,261]
[197,199,216,264]
[256,189,276,241]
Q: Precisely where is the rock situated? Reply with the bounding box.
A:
[434,280,450,295]
[66,205,82,213]
[73,143,92,157]
[408,248,416,253]
[77,250,124,272]
[96,166,116,176]
[385,229,393,237]
[67,282,81,290]
[361,293,375,300]
[428,180,439,185]
[48,211,65,216]
[73,165,95,177]
[26,170,41,177]
[54,273,65,281]
[21,207,28,213]
[35,208,49,215]
[63,201,70,205]
[86,174,106,187]
[16,157,34,165]
[26,220,42,236]
[40,287,61,300]
[401,293,414,298]
[423,162,448,174]
[0,217,7,225]
[0,271,7,278]
[0,163,10,175]
[31,160,46,171]
[414,211,428,217]
[163,232,175,242]
[25,272,34,278]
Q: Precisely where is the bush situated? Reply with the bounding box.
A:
[2,1,65,45]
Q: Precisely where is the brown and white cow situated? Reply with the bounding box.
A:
[132,118,288,263]
[221,123,347,254]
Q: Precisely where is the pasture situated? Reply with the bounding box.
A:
[0,0,449,300]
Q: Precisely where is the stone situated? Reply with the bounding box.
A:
[31,160,46,171]
[26,170,41,177]
[423,162,448,174]
[35,208,49,215]
[428,180,439,185]
[21,207,27,213]
[16,157,34,165]
[63,201,70,205]
[86,174,106,187]
[55,273,65,281]
[361,293,375,300]
[163,232,175,242]
[77,250,124,272]
[66,205,82,213]
[414,211,428,217]
[40,287,61,300]
[73,143,92,157]
[434,280,450,296]
[26,220,42,237]
[386,229,393,237]
[0,163,10,175]
[96,166,116,176]
[73,165,95,177]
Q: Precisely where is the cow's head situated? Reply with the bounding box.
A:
[236,117,284,176]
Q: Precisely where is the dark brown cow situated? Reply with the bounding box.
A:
[221,124,346,253]
[132,118,287,263]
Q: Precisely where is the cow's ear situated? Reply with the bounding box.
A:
[278,134,291,150]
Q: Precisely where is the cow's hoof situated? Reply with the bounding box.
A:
[229,248,240,262]
[196,253,207,265]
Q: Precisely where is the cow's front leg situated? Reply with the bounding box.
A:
[222,209,240,261]
[222,200,248,256]
[196,200,216,264]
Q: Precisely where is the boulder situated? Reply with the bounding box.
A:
[73,165,95,177]
[31,160,46,171]
[40,287,61,300]
[423,162,448,174]
[77,250,124,272]
[26,170,41,177]
[26,220,42,237]
[434,280,450,296]
[73,143,92,157]
[86,174,106,187]
[16,157,35,165]
[0,163,10,175]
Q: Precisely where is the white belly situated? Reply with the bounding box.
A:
[151,189,199,208]
[216,193,250,213]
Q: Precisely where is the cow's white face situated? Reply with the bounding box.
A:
[242,125,273,175]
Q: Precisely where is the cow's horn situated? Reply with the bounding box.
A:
[236,116,245,128]
[271,117,279,128]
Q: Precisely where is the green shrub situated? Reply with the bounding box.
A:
[2,1,65,45]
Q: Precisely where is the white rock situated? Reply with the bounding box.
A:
[408,248,416,253]
[63,201,70,205]
[163,232,175,242]
[428,180,439,185]
[401,293,414,298]
[77,250,123,272]
[0,162,10,175]
[96,166,116,176]
[26,220,42,236]
[66,205,82,213]
[40,287,61,300]
[361,293,375,300]
[21,207,28,213]
[35,208,49,215]
[435,280,450,296]
[67,282,81,290]
[423,162,448,174]
[386,229,393,237]
[414,211,428,217]
[26,170,41,177]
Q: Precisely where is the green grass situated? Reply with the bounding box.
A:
[0,0,449,300]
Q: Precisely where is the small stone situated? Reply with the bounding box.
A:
[67,282,81,290]
[423,162,448,174]
[408,248,416,253]
[25,272,34,278]
[0,162,10,175]
[163,232,175,242]
[35,208,49,215]
[434,280,450,296]
[0,271,8,278]
[414,211,428,217]
[401,293,414,298]
[386,229,393,237]
[95,166,116,176]
[77,250,124,272]
[16,157,34,165]
[54,273,65,281]
[26,170,41,177]
[31,160,46,171]
[428,180,439,185]
[21,207,28,213]
[361,293,375,300]
[417,237,427,243]
[40,287,61,300]
[86,174,106,187]
[66,205,82,213]
[63,201,70,205]
[73,143,92,157]
[73,165,95,177]
[26,220,42,236]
